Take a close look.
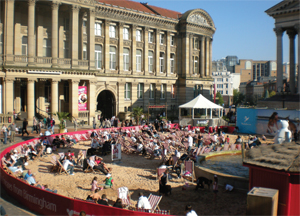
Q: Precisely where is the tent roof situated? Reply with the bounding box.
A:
[179,94,223,109]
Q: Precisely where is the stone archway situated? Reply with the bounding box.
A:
[97,90,116,119]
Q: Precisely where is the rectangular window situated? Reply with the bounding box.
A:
[137,83,144,99]
[159,33,164,44]
[123,28,129,40]
[194,56,199,74]
[136,49,142,72]
[22,36,28,55]
[136,29,142,42]
[109,46,116,70]
[109,25,116,38]
[64,41,69,58]
[171,35,175,46]
[43,39,51,57]
[63,18,69,31]
[148,51,153,72]
[83,20,87,34]
[64,81,69,103]
[159,52,164,73]
[161,84,166,99]
[171,84,176,99]
[83,43,87,60]
[225,84,228,88]
[123,48,130,71]
[149,84,155,99]
[226,90,228,94]
[95,22,101,36]
[194,38,199,49]
[124,83,131,100]
[148,31,154,43]
[170,54,175,74]
[95,44,102,69]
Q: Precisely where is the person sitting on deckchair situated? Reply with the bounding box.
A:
[94,156,110,175]
[195,177,212,190]
[87,138,100,155]
[137,192,151,210]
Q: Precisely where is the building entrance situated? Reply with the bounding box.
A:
[97,90,115,119]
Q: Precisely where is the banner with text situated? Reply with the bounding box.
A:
[78,86,87,111]
[111,143,122,161]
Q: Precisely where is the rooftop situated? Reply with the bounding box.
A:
[97,0,181,20]
[244,141,300,173]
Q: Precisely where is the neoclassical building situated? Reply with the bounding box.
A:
[0,0,216,125]
[266,0,300,94]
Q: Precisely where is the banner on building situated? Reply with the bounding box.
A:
[0,84,2,113]
[111,143,122,161]
[237,108,300,136]
[78,86,87,111]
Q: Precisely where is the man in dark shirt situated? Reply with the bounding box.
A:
[97,194,109,206]
[22,118,29,136]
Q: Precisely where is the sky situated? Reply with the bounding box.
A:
[143,0,293,62]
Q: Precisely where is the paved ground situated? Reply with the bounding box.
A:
[0,125,93,216]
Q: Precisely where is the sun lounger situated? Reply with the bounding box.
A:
[148,193,162,213]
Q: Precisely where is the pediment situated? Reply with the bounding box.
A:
[188,13,210,26]
[184,9,215,29]
[266,0,300,17]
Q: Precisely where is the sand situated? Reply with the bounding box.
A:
[26,133,273,215]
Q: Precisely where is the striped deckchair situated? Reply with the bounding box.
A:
[230,144,236,151]
[154,209,170,215]
[118,186,131,207]
[148,194,162,213]
[223,144,230,151]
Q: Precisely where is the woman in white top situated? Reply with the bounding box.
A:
[2,124,8,144]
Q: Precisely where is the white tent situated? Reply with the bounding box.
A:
[179,94,224,119]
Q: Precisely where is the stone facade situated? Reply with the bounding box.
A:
[0,0,215,125]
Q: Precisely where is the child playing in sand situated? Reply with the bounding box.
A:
[91,177,103,192]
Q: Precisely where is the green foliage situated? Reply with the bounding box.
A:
[216,92,224,105]
[269,90,276,97]
[233,89,245,106]
[130,107,144,125]
[54,112,71,129]
[264,90,269,99]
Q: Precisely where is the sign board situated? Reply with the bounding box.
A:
[111,143,121,161]
[148,105,166,108]
[78,86,87,111]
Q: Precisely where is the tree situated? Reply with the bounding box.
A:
[233,89,245,107]
[130,107,144,125]
[269,90,276,97]
[216,92,224,106]
[53,112,71,130]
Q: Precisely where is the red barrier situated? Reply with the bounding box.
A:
[0,126,168,216]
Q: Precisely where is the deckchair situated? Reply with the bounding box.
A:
[86,156,96,173]
[58,152,65,160]
[154,209,170,215]
[199,146,207,155]
[236,144,242,150]
[223,144,230,151]
[184,160,195,182]
[230,144,236,151]
[156,167,167,181]
[148,194,162,213]
[57,159,70,175]
[118,186,131,208]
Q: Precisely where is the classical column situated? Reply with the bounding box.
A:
[69,80,79,118]
[71,5,80,68]
[28,0,36,65]
[88,8,95,69]
[274,27,284,92]
[200,36,205,77]
[189,34,193,75]
[104,20,110,72]
[295,25,300,94]
[287,29,296,93]
[182,33,189,77]
[209,38,212,77]
[205,37,210,76]
[88,80,96,125]
[5,78,15,114]
[51,79,59,116]
[52,1,59,67]
[118,22,124,72]
[132,24,137,72]
[144,27,149,74]
[155,29,160,75]
[27,79,35,125]
[166,31,171,76]
[4,0,15,62]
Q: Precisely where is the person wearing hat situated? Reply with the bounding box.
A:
[100,173,114,189]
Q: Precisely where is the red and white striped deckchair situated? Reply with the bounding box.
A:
[199,146,207,155]
[223,144,230,151]
[154,209,170,215]
[230,144,236,151]
[216,147,222,152]
[184,160,195,182]
[156,167,167,181]
[196,147,202,156]
[236,144,242,150]
[148,194,162,213]
[118,186,131,207]
[136,208,150,213]
[204,147,212,154]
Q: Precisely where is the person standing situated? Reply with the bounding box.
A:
[32,117,38,134]
[188,133,193,152]
[22,118,29,136]
[38,120,42,135]
[43,117,47,129]
[100,115,104,128]
[2,124,8,144]
[51,117,55,134]
[93,117,96,129]
[9,122,16,143]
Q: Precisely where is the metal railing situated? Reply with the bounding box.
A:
[78,111,89,118]
[58,58,71,67]
[78,60,89,67]
[0,114,14,125]
[14,55,28,63]
[34,57,52,64]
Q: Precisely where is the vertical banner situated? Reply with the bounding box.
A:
[78,86,87,111]
[236,108,257,134]
[0,84,2,113]
[111,143,122,162]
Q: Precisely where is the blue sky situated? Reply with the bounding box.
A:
[144,0,293,62]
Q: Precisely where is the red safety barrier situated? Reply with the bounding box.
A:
[0,126,169,216]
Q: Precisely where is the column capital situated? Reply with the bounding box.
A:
[51,1,60,10]
[132,24,137,30]
[69,79,80,84]
[273,27,284,37]
[28,0,36,6]
[287,28,297,39]
[51,79,60,84]
[89,8,95,16]
[189,33,194,39]
[89,80,97,85]
[144,27,149,32]
[27,78,36,83]
[71,4,80,12]
[119,22,124,27]
[5,78,15,83]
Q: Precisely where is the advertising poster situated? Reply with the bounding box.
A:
[78,86,87,111]
[111,143,122,161]
[237,108,300,136]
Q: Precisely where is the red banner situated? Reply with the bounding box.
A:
[78,86,87,111]
[148,105,166,108]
